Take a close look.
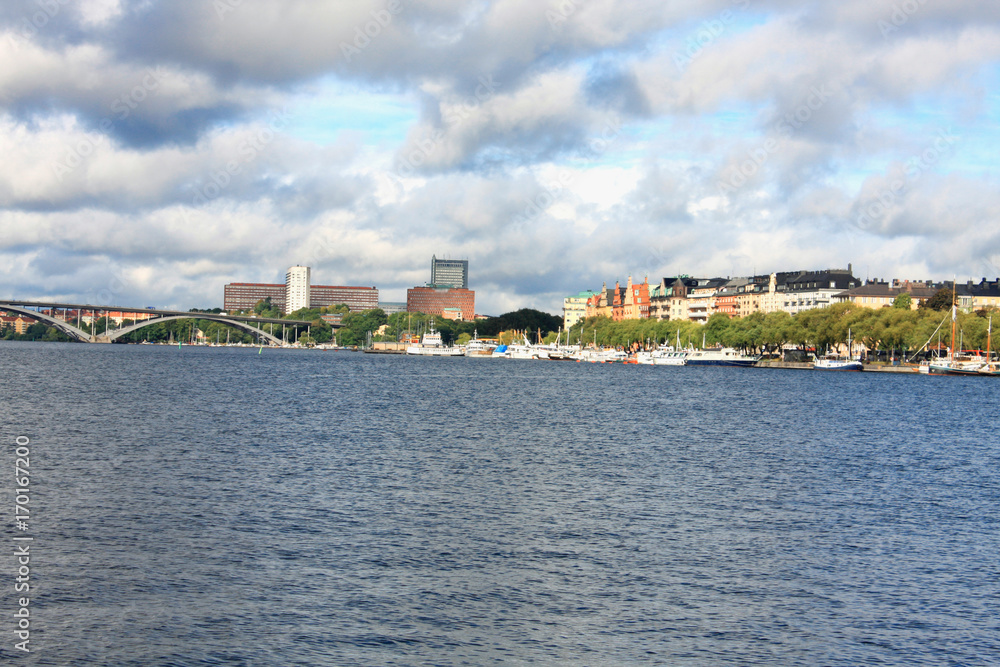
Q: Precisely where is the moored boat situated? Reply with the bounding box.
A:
[406,324,464,356]
[814,355,864,371]
[814,328,863,371]
[635,347,687,366]
[685,347,760,367]
[464,330,496,357]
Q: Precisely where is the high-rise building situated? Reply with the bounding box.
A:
[430,256,468,289]
[224,276,378,314]
[285,266,311,313]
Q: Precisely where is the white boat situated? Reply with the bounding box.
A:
[406,324,464,356]
[814,328,863,371]
[464,330,496,357]
[814,355,863,371]
[506,342,541,360]
[685,347,760,367]
[492,333,544,360]
[636,346,688,366]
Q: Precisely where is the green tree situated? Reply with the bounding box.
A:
[892,293,912,309]
[920,288,955,311]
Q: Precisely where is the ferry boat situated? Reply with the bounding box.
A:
[464,330,496,357]
[685,347,760,367]
[635,347,687,366]
[405,324,464,356]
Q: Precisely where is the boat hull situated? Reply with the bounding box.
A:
[685,358,759,367]
[406,346,464,356]
[813,360,863,371]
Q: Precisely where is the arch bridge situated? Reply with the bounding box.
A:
[0,300,322,345]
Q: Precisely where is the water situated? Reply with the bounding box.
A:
[1,342,998,665]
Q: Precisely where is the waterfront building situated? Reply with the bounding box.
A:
[779,268,860,314]
[430,256,469,289]
[621,277,651,320]
[0,315,32,334]
[687,278,729,323]
[223,283,287,312]
[285,266,311,313]
[835,278,998,312]
[406,286,475,320]
[611,281,626,321]
[563,290,597,329]
[661,277,700,321]
[586,283,621,319]
[960,278,1000,311]
[835,281,938,309]
[224,275,378,314]
[712,280,744,317]
[310,285,379,311]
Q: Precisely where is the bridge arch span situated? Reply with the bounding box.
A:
[109,316,286,345]
[0,304,92,342]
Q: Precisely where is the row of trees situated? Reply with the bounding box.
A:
[568,301,997,358]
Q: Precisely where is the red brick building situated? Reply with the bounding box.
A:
[224,283,287,312]
[223,283,379,313]
[406,287,475,320]
[310,285,378,311]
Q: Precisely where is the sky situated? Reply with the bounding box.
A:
[2,0,1000,315]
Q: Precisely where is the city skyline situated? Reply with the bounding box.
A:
[1,1,999,315]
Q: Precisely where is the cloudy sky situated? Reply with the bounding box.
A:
[2,0,999,314]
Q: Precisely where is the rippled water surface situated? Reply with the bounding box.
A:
[2,342,998,665]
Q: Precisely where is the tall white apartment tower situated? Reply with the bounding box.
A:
[285,265,311,313]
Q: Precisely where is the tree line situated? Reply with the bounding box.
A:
[567,293,997,358]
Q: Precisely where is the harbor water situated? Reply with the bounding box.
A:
[1,342,998,665]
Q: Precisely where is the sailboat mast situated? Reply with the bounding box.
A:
[950,278,957,360]
[987,315,992,360]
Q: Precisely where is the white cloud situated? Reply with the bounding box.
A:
[1,0,999,313]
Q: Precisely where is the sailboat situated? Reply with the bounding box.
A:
[928,282,962,375]
[978,315,999,376]
[814,328,863,371]
[929,283,987,375]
